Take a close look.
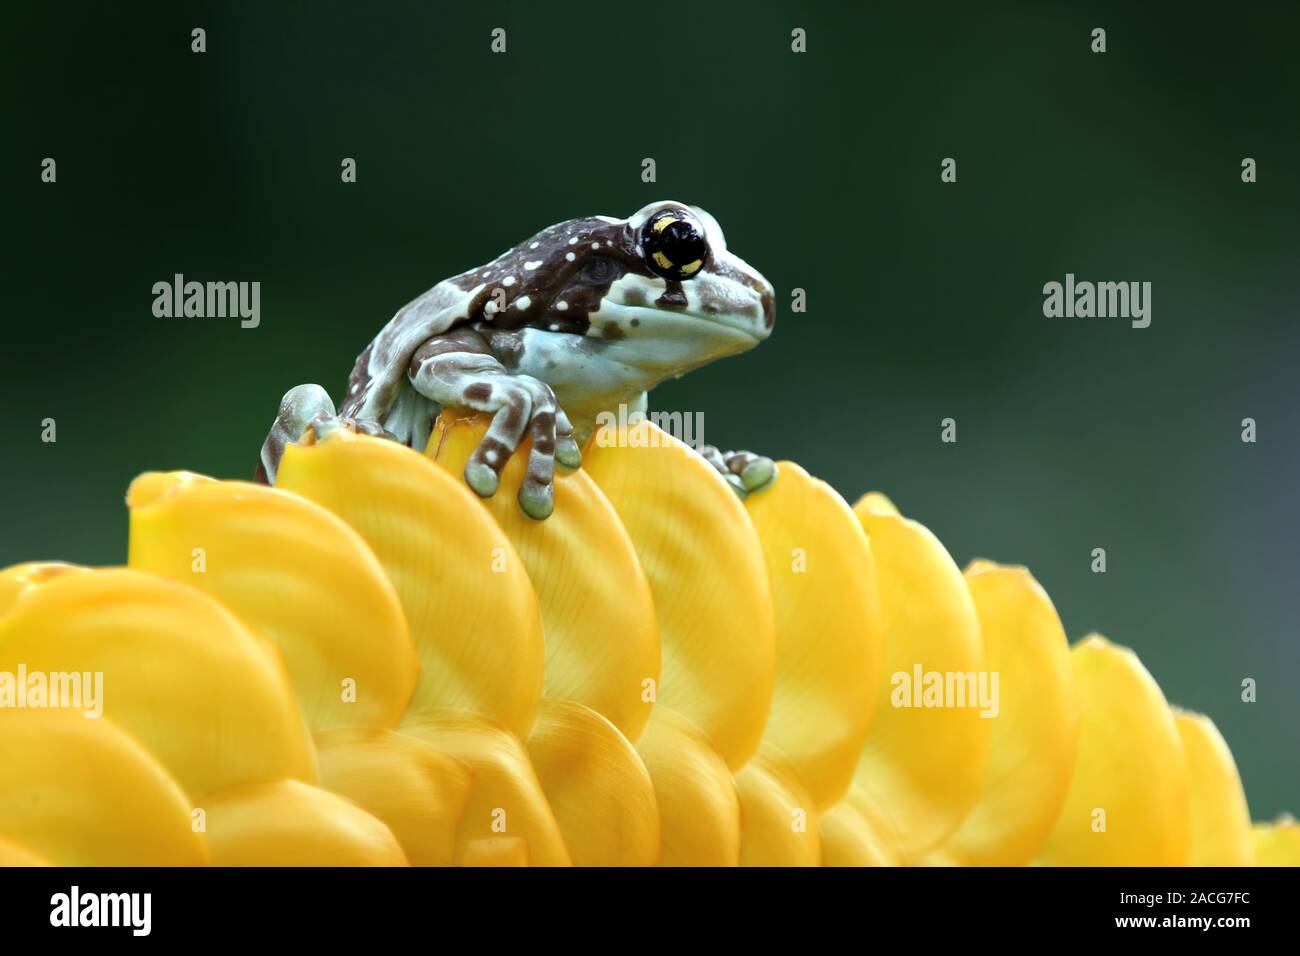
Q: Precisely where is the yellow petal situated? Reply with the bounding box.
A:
[428,413,659,741]
[462,837,530,866]
[735,747,822,866]
[1034,635,1189,866]
[203,779,408,866]
[745,463,882,809]
[856,491,900,517]
[315,727,473,866]
[850,495,989,858]
[0,709,206,866]
[585,420,775,770]
[1174,710,1252,865]
[0,836,51,867]
[1252,817,1300,866]
[399,713,571,866]
[0,561,90,616]
[0,567,315,800]
[819,785,905,867]
[127,471,417,732]
[635,707,740,866]
[275,430,544,736]
[525,698,659,866]
[927,561,1078,865]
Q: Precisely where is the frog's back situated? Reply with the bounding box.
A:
[339,273,488,428]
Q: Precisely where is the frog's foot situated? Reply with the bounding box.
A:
[408,333,582,520]
[698,444,778,500]
[453,375,582,521]
[255,384,387,484]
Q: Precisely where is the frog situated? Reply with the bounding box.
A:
[255,200,777,519]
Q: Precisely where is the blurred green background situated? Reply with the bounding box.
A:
[3,2,1296,818]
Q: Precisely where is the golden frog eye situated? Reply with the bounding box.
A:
[640,210,708,281]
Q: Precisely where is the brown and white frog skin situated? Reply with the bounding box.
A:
[257,200,777,519]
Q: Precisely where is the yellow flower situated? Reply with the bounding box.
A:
[0,417,1289,866]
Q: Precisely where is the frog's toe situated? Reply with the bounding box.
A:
[464,460,500,498]
[723,450,777,495]
[517,481,555,520]
[258,384,337,484]
[698,444,778,498]
[739,456,777,493]
[553,407,582,472]
[555,442,582,471]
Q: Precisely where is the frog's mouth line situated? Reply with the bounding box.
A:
[588,303,768,345]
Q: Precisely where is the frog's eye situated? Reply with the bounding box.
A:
[640,210,708,281]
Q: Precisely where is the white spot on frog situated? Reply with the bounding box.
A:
[529,242,539,249]
[503,276,517,287]
[556,300,569,311]
[568,237,578,245]
[513,295,532,310]
[591,242,600,250]
[524,260,542,270]
[565,252,576,262]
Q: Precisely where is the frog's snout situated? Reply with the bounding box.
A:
[759,281,775,334]
[738,267,774,343]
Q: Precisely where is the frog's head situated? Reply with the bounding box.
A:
[467,201,775,381]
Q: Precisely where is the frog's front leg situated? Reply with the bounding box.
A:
[698,444,778,500]
[409,328,582,520]
[254,383,388,484]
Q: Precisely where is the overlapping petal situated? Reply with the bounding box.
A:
[275,429,545,736]
[924,560,1078,866]
[399,713,571,866]
[735,747,822,866]
[636,708,741,866]
[315,728,472,866]
[127,471,418,731]
[202,779,408,866]
[525,698,659,866]
[584,421,774,771]
[0,708,207,866]
[1033,635,1189,866]
[1175,710,1253,866]
[744,463,883,811]
[818,785,905,867]
[847,493,988,860]
[427,413,659,741]
[0,566,315,801]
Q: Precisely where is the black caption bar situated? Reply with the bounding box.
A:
[0,867,1290,943]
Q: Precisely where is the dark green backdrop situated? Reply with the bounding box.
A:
[4,2,1296,817]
